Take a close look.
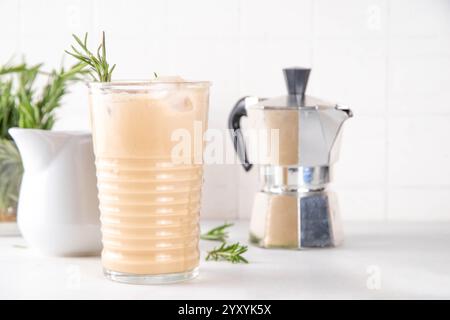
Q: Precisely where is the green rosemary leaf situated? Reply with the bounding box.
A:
[200,222,234,242]
[0,63,27,76]
[0,139,23,210]
[66,32,115,82]
[108,64,116,82]
[102,31,107,63]
[206,242,249,264]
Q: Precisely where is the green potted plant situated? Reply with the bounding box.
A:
[0,61,86,235]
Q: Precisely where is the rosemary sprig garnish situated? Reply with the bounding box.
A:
[200,222,233,242]
[65,32,115,82]
[206,242,249,264]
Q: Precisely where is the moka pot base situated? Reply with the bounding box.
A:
[249,165,343,249]
[249,190,343,249]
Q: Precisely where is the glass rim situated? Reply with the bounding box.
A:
[86,79,211,89]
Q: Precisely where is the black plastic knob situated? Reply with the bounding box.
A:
[283,67,311,96]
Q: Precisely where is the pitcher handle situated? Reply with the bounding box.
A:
[228,96,252,172]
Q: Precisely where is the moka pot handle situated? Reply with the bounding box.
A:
[228,97,253,172]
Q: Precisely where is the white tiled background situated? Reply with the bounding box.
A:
[1,0,450,221]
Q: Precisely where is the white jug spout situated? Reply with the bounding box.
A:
[8,128,83,171]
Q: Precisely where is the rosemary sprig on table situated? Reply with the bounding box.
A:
[201,223,249,264]
[200,222,233,242]
[206,242,249,264]
[65,32,115,82]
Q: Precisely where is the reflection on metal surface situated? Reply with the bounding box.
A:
[261,165,330,192]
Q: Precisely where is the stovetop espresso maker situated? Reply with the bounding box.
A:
[229,68,352,249]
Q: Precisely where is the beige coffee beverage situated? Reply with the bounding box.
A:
[88,78,210,284]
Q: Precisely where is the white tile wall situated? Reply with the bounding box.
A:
[2,0,450,221]
[167,0,239,38]
[388,116,450,187]
[240,0,312,39]
[334,116,387,187]
[0,1,20,63]
[313,0,388,38]
[390,0,450,37]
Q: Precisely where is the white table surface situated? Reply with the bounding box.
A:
[1,220,450,300]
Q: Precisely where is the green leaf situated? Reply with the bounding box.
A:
[200,222,234,242]
[206,242,249,264]
[66,32,114,82]
[0,139,23,211]
[0,60,85,132]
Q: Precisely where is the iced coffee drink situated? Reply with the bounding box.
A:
[88,79,210,284]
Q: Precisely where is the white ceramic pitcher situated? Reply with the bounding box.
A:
[9,128,101,256]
